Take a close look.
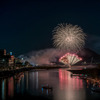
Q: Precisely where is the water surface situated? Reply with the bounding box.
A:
[0,68,100,100]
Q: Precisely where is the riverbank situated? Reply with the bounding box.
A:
[1,64,99,78]
[0,65,67,78]
[67,68,100,75]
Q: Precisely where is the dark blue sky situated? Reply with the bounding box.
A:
[0,0,100,56]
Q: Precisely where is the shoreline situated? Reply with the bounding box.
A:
[0,66,67,78]
[0,64,99,78]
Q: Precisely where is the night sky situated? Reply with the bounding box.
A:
[0,0,100,56]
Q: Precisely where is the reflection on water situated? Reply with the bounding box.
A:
[59,69,83,90]
[57,69,85,100]
[2,79,6,100]
[0,68,100,100]
[8,77,14,98]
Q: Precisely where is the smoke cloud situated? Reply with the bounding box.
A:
[18,48,67,65]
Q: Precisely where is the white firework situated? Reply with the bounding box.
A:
[53,23,86,52]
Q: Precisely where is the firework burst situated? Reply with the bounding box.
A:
[59,53,82,67]
[53,23,86,52]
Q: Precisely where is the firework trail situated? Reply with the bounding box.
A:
[53,23,86,52]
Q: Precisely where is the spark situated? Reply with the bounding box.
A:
[59,53,82,67]
[53,23,86,52]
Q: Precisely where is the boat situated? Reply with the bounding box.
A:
[70,73,80,76]
[42,85,53,90]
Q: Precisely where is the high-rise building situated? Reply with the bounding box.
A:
[0,49,15,66]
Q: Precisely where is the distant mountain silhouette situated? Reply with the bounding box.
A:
[77,48,100,63]
[78,48,99,57]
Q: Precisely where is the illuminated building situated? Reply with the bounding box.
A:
[0,49,15,66]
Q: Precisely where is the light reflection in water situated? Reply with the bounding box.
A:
[1,69,100,100]
[20,75,24,94]
[2,80,5,100]
[25,72,29,91]
[57,69,86,100]
[36,72,38,89]
[1,79,7,100]
[16,79,20,94]
[28,71,38,94]
[8,77,14,98]
[59,69,83,90]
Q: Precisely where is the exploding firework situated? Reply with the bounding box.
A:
[59,53,82,66]
[53,23,86,52]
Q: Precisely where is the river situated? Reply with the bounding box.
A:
[0,68,100,100]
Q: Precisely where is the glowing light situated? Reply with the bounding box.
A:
[59,53,82,66]
[8,77,14,97]
[53,23,86,52]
